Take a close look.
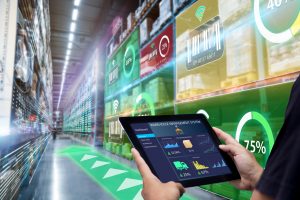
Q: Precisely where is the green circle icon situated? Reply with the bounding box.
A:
[235,111,274,155]
[123,45,136,78]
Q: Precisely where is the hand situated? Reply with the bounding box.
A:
[131,148,185,200]
[213,127,263,190]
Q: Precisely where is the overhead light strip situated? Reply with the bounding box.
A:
[57,0,81,110]
[72,9,79,21]
[70,22,76,32]
[69,33,74,42]
[74,0,81,7]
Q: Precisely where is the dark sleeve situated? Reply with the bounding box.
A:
[256,76,300,200]
[256,134,300,199]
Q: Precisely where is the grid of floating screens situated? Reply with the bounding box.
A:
[104,0,300,199]
[63,52,98,145]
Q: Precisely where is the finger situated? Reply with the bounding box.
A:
[229,180,243,188]
[168,182,186,197]
[213,127,237,145]
[176,183,186,196]
[219,144,242,157]
[131,148,155,179]
[229,180,249,190]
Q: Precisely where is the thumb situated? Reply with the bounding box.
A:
[219,144,241,157]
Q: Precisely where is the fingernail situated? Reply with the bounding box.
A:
[219,144,225,148]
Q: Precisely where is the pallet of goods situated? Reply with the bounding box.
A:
[266,34,300,77]
[218,0,251,25]
[221,18,258,88]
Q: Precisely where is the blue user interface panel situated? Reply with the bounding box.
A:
[131,120,232,182]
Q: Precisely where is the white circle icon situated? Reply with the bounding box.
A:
[159,35,170,58]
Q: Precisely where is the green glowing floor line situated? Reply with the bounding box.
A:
[66,151,141,200]
[57,146,139,173]
[68,156,121,200]
[57,145,195,200]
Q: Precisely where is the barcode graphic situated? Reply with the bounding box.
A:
[109,66,119,85]
[186,16,224,69]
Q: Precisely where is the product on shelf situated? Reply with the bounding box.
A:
[135,6,142,21]
[177,71,220,99]
[19,0,34,20]
[159,0,172,25]
[173,0,188,14]
[119,31,124,44]
[140,18,153,45]
[127,12,135,31]
[218,0,251,24]
[144,77,171,105]
[266,34,300,76]
[31,72,38,98]
[150,17,160,37]
[15,28,34,85]
[141,0,147,12]
[221,19,258,88]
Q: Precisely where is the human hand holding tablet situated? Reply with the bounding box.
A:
[119,114,240,187]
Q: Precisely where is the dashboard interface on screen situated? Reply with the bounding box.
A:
[130,119,233,182]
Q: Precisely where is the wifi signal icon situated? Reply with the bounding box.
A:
[113,100,119,113]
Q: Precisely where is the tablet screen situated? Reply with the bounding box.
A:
[130,119,233,182]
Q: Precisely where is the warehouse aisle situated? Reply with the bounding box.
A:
[17,136,227,200]
[18,138,114,200]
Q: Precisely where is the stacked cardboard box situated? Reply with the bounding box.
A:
[218,0,251,24]
[150,17,160,37]
[159,0,172,25]
[135,6,142,20]
[267,35,300,76]
[178,71,219,96]
[127,12,135,31]
[225,23,256,77]
[140,18,153,45]
[173,0,188,13]
[145,77,170,105]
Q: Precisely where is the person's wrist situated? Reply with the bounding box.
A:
[250,164,263,190]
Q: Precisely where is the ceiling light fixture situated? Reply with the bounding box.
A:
[67,42,73,49]
[72,9,79,21]
[69,33,74,42]
[74,0,81,7]
[70,22,76,32]
[66,49,71,56]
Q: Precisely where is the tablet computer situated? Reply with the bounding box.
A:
[119,114,240,187]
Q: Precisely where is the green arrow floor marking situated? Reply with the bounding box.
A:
[56,145,195,200]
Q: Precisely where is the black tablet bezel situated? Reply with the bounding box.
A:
[119,114,240,187]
